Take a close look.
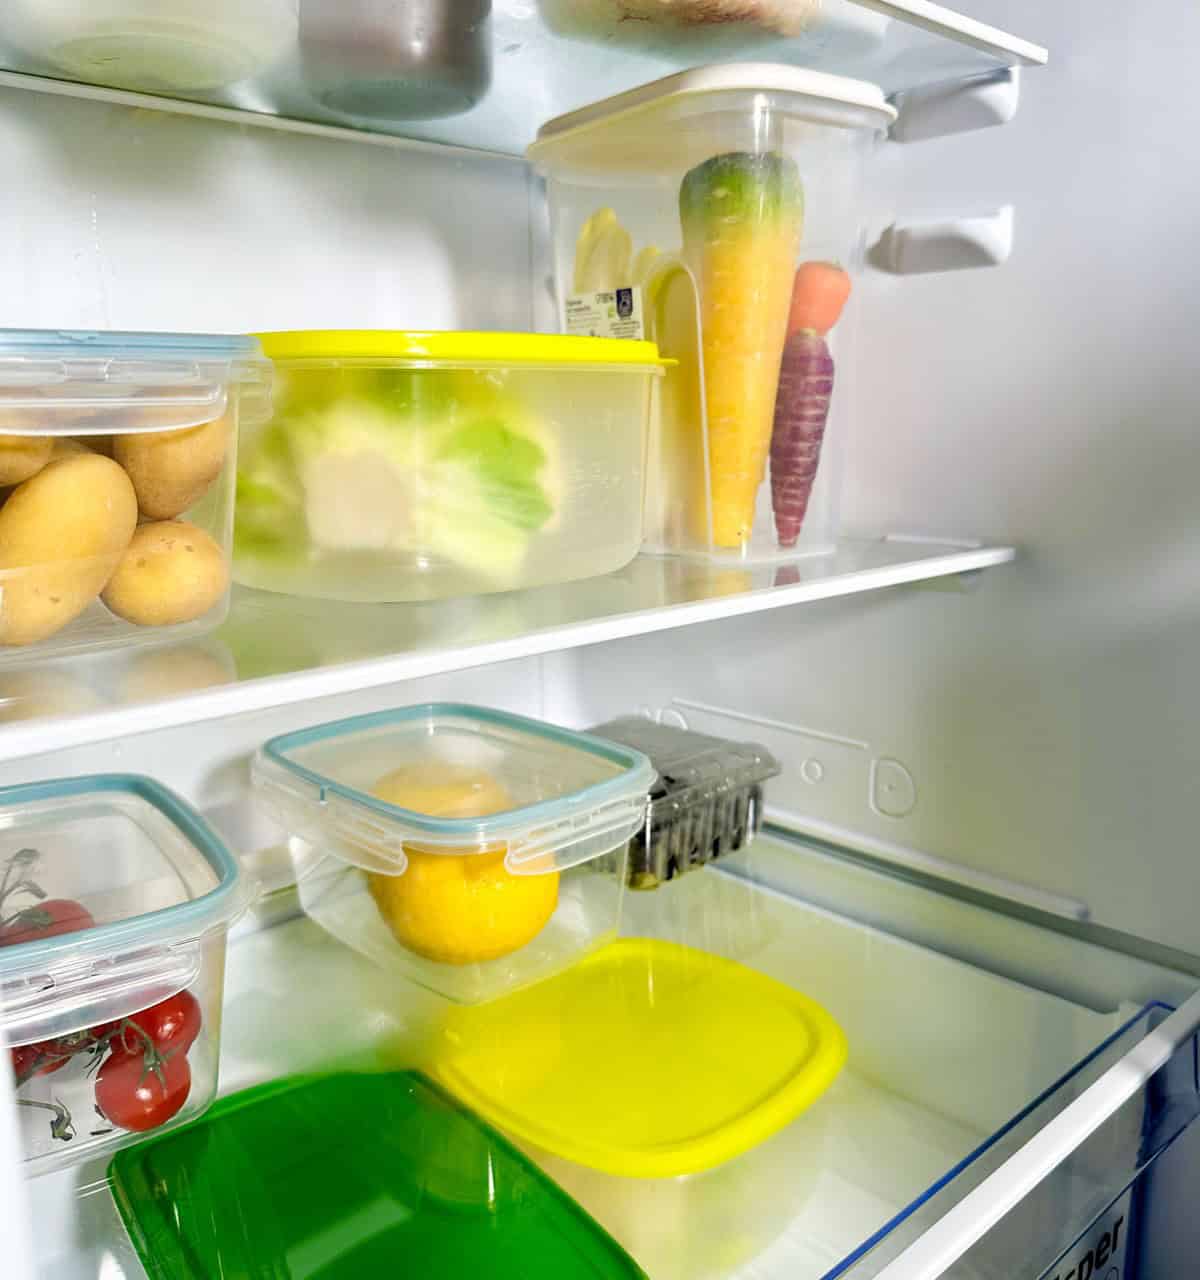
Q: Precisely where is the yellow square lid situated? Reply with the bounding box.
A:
[434,938,847,1179]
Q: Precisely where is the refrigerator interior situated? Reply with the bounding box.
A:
[2,0,1200,1276]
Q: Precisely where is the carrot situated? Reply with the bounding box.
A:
[770,331,833,548]
[787,261,851,337]
[680,152,803,550]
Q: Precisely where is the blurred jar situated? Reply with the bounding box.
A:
[299,0,492,121]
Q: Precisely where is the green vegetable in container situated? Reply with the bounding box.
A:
[235,371,561,584]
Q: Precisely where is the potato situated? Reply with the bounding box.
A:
[72,434,113,457]
[0,453,138,646]
[52,437,95,458]
[114,414,230,520]
[0,434,52,486]
[102,520,228,627]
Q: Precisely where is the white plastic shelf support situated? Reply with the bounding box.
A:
[873,205,1014,273]
[890,67,1021,142]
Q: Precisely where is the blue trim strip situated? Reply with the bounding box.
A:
[0,329,260,356]
[262,703,655,836]
[821,1001,1175,1279]
[0,773,242,973]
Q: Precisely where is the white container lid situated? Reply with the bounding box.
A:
[529,63,896,172]
[253,703,655,876]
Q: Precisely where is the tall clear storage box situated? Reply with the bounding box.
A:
[529,66,894,564]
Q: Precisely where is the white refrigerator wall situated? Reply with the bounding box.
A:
[556,0,1200,955]
[0,89,533,333]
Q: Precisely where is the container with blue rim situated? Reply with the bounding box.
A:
[253,703,654,1004]
[0,774,247,1175]
[0,328,270,659]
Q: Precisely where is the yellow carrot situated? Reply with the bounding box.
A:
[680,152,803,549]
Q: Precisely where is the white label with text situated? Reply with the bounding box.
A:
[1039,1191,1130,1280]
[564,287,644,340]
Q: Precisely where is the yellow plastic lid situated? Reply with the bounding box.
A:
[257,330,666,368]
[434,938,847,1179]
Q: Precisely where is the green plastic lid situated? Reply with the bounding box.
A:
[110,1070,647,1280]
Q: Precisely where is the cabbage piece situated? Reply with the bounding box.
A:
[235,377,560,585]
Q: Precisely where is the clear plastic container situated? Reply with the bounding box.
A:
[0,774,246,1177]
[589,714,780,888]
[434,937,847,1280]
[528,66,895,564]
[1,0,298,93]
[235,331,664,602]
[110,1069,649,1279]
[0,329,270,661]
[251,703,654,1004]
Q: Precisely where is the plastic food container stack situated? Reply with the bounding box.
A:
[252,704,654,1004]
[589,715,780,888]
[235,331,664,602]
[529,66,895,564]
[0,775,246,1176]
[110,1069,648,1279]
[0,330,270,661]
[434,937,847,1280]
[1,0,298,93]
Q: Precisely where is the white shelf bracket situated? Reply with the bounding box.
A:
[890,66,1021,142]
[872,204,1014,274]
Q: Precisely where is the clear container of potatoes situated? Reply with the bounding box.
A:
[0,331,270,660]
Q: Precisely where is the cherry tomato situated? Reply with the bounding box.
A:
[95,1048,191,1133]
[116,990,201,1057]
[31,1047,72,1077]
[10,1044,39,1084]
[10,1040,75,1083]
[0,899,94,946]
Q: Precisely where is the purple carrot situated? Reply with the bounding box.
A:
[769,331,834,547]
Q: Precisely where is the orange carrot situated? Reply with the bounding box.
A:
[680,152,804,550]
[787,261,851,337]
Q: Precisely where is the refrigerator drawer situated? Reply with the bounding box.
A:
[18,835,1200,1280]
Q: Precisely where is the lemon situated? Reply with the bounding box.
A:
[367,763,559,966]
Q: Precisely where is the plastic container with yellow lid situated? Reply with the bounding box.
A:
[433,937,847,1279]
[234,330,665,602]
